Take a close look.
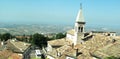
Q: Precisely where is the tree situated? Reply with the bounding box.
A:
[28,35,33,43]
[41,54,46,59]
[0,34,2,40]
[32,33,47,49]
[55,33,66,39]
[1,33,12,41]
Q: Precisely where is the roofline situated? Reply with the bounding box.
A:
[65,55,76,58]
[47,53,57,58]
[91,31,116,33]
[77,22,86,24]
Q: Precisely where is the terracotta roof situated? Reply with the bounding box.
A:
[57,45,72,55]
[58,55,66,59]
[56,46,76,59]
[65,49,76,57]
[0,49,22,59]
[0,49,13,59]
[47,48,58,58]
[9,53,22,59]
[93,39,120,58]
[58,45,80,58]
[16,36,30,39]
[48,33,120,59]
[77,54,94,59]
[48,38,70,46]
[74,35,117,58]
[6,40,31,53]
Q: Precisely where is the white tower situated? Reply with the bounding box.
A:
[74,4,86,45]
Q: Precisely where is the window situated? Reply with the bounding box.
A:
[81,27,83,32]
[78,27,81,32]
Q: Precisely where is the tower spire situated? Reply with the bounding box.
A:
[80,3,82,9]
[76,3,85,22]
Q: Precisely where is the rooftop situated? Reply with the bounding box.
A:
[92,31,116,33]
[93,39,120,58]
[8,53,22,59]
[0,49,13,59]
[48,38,71,47]
[7,39,31,53]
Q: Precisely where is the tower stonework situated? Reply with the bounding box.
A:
[74,4,85,45]
[66,4,86,45]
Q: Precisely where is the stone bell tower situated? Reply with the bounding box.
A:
[74,3,86,45]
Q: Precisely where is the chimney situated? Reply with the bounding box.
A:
[72,43,74,49]
[56,50,61,57]
[76,48,82,57]
[76,48,78,57]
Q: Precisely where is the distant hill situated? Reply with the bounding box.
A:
[0,24,73,35]
[0,24,119,35]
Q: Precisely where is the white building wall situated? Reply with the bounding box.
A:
[110,33,116,36]
[66,56,75,59]
[66,34,76,45]
[46,43,52,52]
[74,33,77,45]
[66,34,72,40]
[47,55,55,59]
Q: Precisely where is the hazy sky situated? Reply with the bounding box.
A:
[0,0,120,27]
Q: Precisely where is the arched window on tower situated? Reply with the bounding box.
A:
[78,27,81,32]
[81,27,83,32]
